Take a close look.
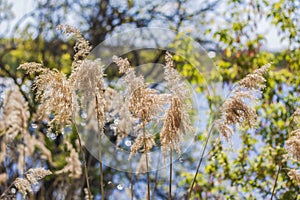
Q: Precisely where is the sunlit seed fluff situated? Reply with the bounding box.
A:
[14,178,32,198]
[160,52,194,156]
[0,85,30,140]
[164,52,190,103]
[18,62,45,75]
[13,168,51,198]
[74,59,105,98]
[19,63,74,134]
[216,64,271,141]
[25,167,52,185]
[160,97,183,156]
[286,130,300,161]
[221,91,257,127]
[215,119,234,142]
[57,24,92,65]
[74,59,106,129]
[113,55,166,125]
[288,169,300,185]
[128,86,163,125]
[129,133,155,159]
[292,108,300,125]
[293,108,300,117]
[18,25,93,135]
[112,56,131,74]
[238,63,271,90]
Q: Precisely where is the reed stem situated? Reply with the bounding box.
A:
[76,131,92,200]
[95,95,105,199]
[142,126,151,200]
[168,149,172,200]
[188,125,214,198]
[270,162,282,200]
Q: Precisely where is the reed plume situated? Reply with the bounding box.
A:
[286,130,300,161]
[216,63,271,141]
[112,56,165,154]
[160,52,193,157]
[3,168,52,198]
[189,63,271,198]
[0,85,30,140]
[18,24,96,198]
[19,63,74,135]
[287,169,300,185]
[285,109,300,185]
[113,55,168,200]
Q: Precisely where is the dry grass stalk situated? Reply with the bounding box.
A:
[160,52,193,157]
[216,63,271,141]
[19,63,74,135]
[18,25,99,136]
[113,56,165,126]
[18,25,96,199]
[160,97,182,156]
[113,55,168,200]
[113,56,164,152]
[189,63,271,198]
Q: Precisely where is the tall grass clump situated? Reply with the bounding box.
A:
[2,24,285,199]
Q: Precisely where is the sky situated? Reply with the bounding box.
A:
[7,0,287,51]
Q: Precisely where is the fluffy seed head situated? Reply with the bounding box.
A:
[238,63,271,90]
[57,24,92,65]
[288,169,300,185]
[216,64,271,141]
[14,178,32,198]
[129,133,155,159]
[25,168,52,185]
[160,97,183,156]
[160,52,194,157]
[286,130,300,161]
[0,86,30,140]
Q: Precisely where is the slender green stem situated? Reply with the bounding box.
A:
[270,162,282,200]
[188,125,214,198]
[168,149,172,200]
